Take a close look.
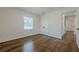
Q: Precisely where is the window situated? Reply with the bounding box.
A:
[24,17,33,30]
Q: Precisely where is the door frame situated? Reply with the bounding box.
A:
[62,11,77,36]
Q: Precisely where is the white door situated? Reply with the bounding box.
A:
[76,10,79,48]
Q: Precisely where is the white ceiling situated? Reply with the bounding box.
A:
[18,7,62,15]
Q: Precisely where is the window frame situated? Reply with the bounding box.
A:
[24,16,33,30]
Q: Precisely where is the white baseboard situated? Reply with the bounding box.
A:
[0,33,39,43]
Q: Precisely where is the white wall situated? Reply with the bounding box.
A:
[0,8,40,43]
[40,7,76,39]
[40,11,62,39]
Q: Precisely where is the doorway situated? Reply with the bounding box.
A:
[65,15,75,32]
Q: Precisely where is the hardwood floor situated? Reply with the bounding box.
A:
[0,31,78,52]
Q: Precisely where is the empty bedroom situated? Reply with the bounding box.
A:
[0,7,79,52]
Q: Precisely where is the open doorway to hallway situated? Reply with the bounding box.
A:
[62,14,76,38]
[65,15,75,32]
[61,14,78,51]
